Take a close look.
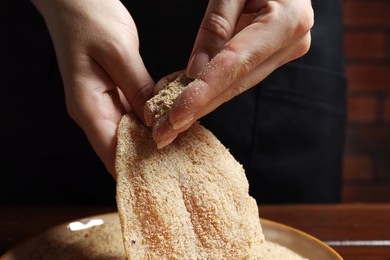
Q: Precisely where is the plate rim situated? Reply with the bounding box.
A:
[260,218,343,259]
[1,212,343,259]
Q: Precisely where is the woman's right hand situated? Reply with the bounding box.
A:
[31,0,155,176]
[151,0,313,148]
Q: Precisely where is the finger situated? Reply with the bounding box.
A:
[188,32,313,124]
[64,58,127,177]
[171,2,313,127]
[84,91,121,178]
[186,0,246,78]
[152,114,178,149]
[160,34,311,141]
[171,48,260,129]
[92,40,155,122]
[152,114,196,149]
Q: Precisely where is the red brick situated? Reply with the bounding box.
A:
[343,155,374,181]
[343,184,390,202]
[377,155,390,181]
[344,30,388,60]
[348,95,379,123]
[344,0,390,26]
[346,65,390,90]
[346,126,390,153]
[384,96,390,122]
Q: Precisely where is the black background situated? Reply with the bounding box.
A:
[1,1,116,205]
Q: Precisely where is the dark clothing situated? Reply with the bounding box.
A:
[0,0,346,205]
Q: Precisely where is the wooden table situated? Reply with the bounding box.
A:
[1,204,390,259]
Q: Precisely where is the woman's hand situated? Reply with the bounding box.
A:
[32,0,154,176]
[152,0,313,148]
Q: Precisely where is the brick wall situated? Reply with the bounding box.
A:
[342,0,390,202]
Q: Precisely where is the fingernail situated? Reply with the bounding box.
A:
[172,113,195,130]
[187,51,209,79]
[156,134,177,149]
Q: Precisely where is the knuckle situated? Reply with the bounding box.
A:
[241,56,255,76]
[295,33,312,58]
[94,32,137,63]
[295,7,314,35]
[238,52,257,76]
[201,11,232,41]
[263,2,314,37]
[104,38,129,60]
[228,82,249,100]
[65,99,79,123]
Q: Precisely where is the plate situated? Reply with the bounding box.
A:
[260,219,342,259]
[1,212,342,260]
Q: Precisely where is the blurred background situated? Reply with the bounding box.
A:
[0,0,389,205]
[342,0,390,202]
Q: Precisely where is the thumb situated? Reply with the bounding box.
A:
[186,0,246,78]
[93,41,155,121]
